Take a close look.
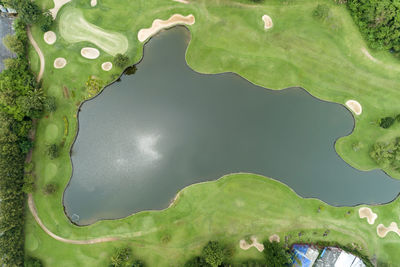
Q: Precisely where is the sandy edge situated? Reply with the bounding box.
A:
[101,62,112,71]
[50,0,72,19]
[239,236,264,252]
[358,207,377,225]
[173,0,189,3]
[345,100,362,115]
[262,15,273,30]
[361,48,379,63]
[138,14,195,42]
[90,0,97,7]
[81,47,100,59]
[377,222,400,238]
[54,57,67,69]
[44,31,57,45]
[269,234,280,242]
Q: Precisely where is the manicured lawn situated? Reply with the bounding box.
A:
[26,0,400,265]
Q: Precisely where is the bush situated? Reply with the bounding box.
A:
[43,183,57,195]
[39,10,53,32]
[113,53,130,68]
[22,173,35,193]
[184,256,211,267]
[43,96,57,113]
[24,256,43,267]
[313,4,330,20]
[109,247,145,267]
[47,144,59,159]
[379,117,395,129]
[124,65,137,75]
[3,34,25,54]
[201,241,225,267]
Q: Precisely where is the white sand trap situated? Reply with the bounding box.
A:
[138,14,195,42]
[54,57,67,69]
[173,0,189,3]
[90,0,97,7]
[345,100,362,115]
[81,47,100,59]
[50,0,72,19]
[239,236,264,252]
[59,8,128,55]
[269,234,280,243]
[377,222,400,238]
[362,48,379,63]
[359,207,377,225]
[44,31,56,45]
[262,15,273,30]
[101,62,112,71]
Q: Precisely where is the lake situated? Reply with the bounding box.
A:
[64,27,400,225]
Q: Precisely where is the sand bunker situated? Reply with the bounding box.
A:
[377,222,400,238]
[81,47,100,59]
[359,207,377,225]
[138,14,195,42]
[44,31,57,45]
[50,0,72,18]
[345,100,362,115]
[173,0,189,3]
[90,0,97,7]
[269,234,280,242]
[101,62,112,71]
[54,57,67,69]
[361,48,379,63]
[262,15,273,30]
[239,236,264,252]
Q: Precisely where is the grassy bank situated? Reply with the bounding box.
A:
[26,0,400,265]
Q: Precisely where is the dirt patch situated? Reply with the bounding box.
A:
[81,47,100,59]
[269,234,280,242]
[138,14,195,42]
[377,222,400,238]
[101,62,112,71]
[239,236,264,252]
[361,48,379,63]
[63,86,70,99]
[359,207,377,225]
[54,57,67,69]
[262,15,273,30]
[44,31,56,45]
[345,100,362,115]
[50,0,72,18]
[91,0,97,7]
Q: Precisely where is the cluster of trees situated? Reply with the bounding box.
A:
[0,9,52,265]
[370,137,400,170]
[2,0,53,31]
[347,0,400,53]
[113,54,130,68]
[109,247,145,267]
[184,240,291,267]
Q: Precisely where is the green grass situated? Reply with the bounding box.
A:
[26,0,400,265]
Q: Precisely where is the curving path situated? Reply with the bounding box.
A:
[27,27,45,82]
[28,194,119,244]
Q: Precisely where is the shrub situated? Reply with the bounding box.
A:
[22,173,35,193]
[110,247,132,267]
[43,96,57,113]
[201,241,225,267]
[39,10,53,32]
[379,117,395,129]
[24,256,43,267]
[86,76,104,98]
[3,34,25,54]
[263,241,291,267]
[113,53,130,68]
[312,4,330,20]
[43,183,57,195]
[124,65,137,75]
[47,143,59,159]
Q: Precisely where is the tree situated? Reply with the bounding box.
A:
[110,247,132,267]
[19,138,33,154]
[113,54,130,68]
[184,256,211,267]
[312,4,330,20]
[40,10,53,32]
[201,241,225,267]
[22,173,35,193]
[379,117,395,129]
[47,143,59,159]
[3,34,25,54]
[262,241,291,267]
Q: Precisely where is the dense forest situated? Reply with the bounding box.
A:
[347,0,400,53]
[0,0,52,266]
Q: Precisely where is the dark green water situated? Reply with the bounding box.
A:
[64,27,400,225]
